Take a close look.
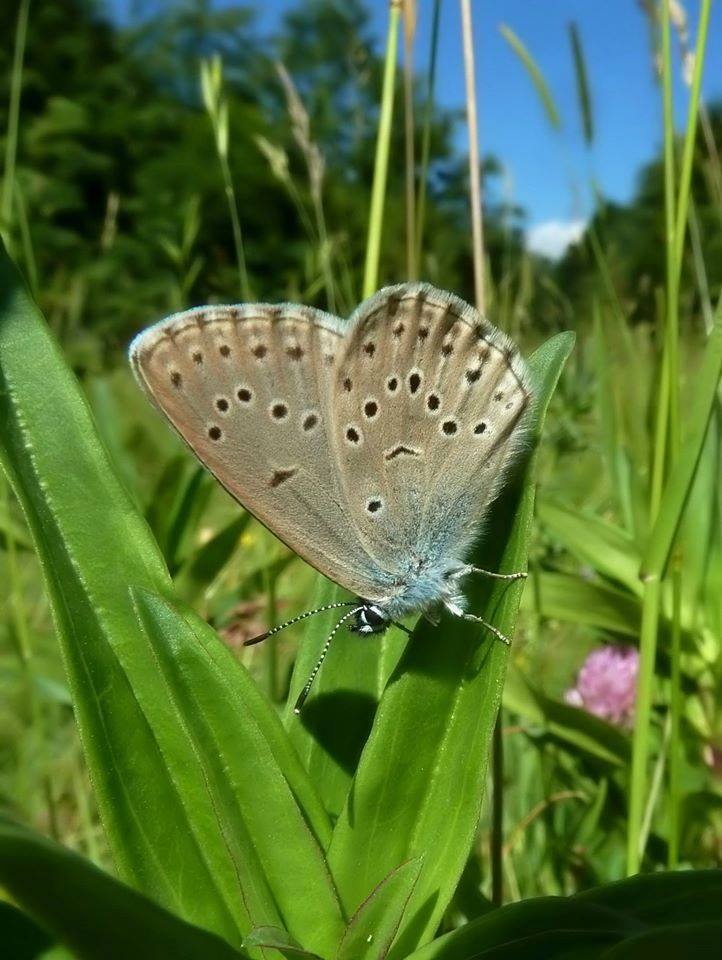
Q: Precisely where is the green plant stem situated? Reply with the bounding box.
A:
[219,154,251,302]
[415,0,442,266]
[1,0,30,240]
[627,0,713,877]
[627,579,662,873]
[363,1,401,299]
[667,563,682,867]
[460,0,486,311]
[403,3,417,280]
[491,713,503,907]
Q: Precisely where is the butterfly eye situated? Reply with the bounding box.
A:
[237,387,252,403]
[363,399,378,419]
[215,397,229,413]
[271,402,288,421]
[366,497,384,515]
[441,420,458,436]
[386,376,399,394]
[426,393,440,412]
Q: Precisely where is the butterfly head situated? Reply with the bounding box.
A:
[350,602,391,636]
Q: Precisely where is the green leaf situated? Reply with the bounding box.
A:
[600,922,722,959]
[285,574,408,820]
[327,333,574,958]
[337,859,422,960]
[130,588,344,956]
[404,897,629,960]
[568,22,593,144]
[520,570,641,637]
[0,900,54,959]
[0,816,247,960]
[242,926,322,958]
[0,242,339,952]
[537,500,642,596]
[500,25,561,130]
[404,870,722,960]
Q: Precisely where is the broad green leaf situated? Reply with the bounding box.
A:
[242,926,321,958]
[405,870,722,960]
[600,922,722,959]
[131,588,344,956]
[0,816,247,960]
[337,859,422,960]
[284,573,408,820]
[404,897,630,960]
[575,868,722,923]
[0,900,54,959]
[0,243,337,950]
[328,333,574,958]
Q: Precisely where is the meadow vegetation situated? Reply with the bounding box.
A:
[0,1,721,957]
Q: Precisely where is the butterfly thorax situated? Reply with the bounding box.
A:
[370,554,470,623]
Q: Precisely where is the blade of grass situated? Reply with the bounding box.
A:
[363,0,401,298]
[461,0,486,311]
[1,0,30,243]
[403,0,417,280]
[627,0,713,874]
[568,21,593,144]
[415,0,442,265]
[641,308,722,581]
[499,25,561,130]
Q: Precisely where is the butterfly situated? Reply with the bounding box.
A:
[130,282,532,710]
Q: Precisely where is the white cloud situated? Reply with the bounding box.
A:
[526,219,586,260]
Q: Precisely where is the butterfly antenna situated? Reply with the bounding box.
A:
[244,601,359,647]
[294,606,363,714]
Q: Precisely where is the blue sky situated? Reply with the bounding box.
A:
[110,1,722,256]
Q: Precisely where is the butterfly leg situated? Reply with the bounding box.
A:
[465,565,527,582]
[444,599,511,645]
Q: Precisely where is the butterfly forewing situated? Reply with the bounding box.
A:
[330,284,532,568]
[130,303,384,599]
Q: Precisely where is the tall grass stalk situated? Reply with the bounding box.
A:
[1,0,31,245]
[275,64,337,313]
[626,0,713,876]
[415,0,442,266]
[200,56,251,301]
[460,0,486,312]
[460,0,503,906]
[362,1,401,298]
[403,1,417,280]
